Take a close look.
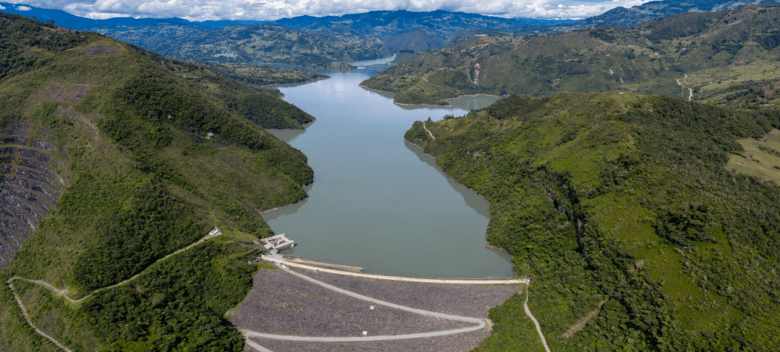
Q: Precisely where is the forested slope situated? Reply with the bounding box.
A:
[0,13,312,351]
[365,5,780,105]
[406,93,780,351]
[134,50,319,129]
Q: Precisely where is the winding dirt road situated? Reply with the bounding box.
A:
[423,122,436,140]
[7,227,222,351]
[676,74,693,101]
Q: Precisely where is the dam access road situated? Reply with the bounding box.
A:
[228,255,549,352]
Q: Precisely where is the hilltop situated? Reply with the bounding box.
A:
[0,13,313,351]
[363,5,780,105]
[406,92,780,351]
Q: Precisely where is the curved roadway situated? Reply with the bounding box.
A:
[263,255,528,285]
[9,233,550,352]
[241,266,488,343]
[7,228,222,350]
[242,259,549,352]
[423,122,436,140]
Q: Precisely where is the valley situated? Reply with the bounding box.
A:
[3,1,780,352]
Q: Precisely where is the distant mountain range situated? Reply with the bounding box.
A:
[0,2,267,29]
[515,0,780,35]
[100,21,390,66]
[362,5,780,105]
[275,10,570,52]
[4,0,780,64]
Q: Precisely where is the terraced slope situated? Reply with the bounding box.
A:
[363,5,780,105]
[0,14,313,351]
[406,92,780,351]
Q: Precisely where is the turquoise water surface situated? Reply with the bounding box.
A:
[265,72,512,278]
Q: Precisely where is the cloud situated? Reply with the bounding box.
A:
[17,5,32,11]
[7,0,654,21]
[0,5,5,10]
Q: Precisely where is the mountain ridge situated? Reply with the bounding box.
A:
[362,5,780,106]
[0,13,313,350]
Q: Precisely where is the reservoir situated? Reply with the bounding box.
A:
[265,72,512,278]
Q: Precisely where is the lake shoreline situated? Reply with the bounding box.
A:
[404,139,516,267]
[265,118,317,132]
[265,72,514,279]
[359,84,503,107]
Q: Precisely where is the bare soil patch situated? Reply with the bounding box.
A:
[560,299,608,339]
[37,84,90,104]
[55,105,99,136]
[85,46,119,55]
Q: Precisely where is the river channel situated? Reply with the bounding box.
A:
[265,70,513,278]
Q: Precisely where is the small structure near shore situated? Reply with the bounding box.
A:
[263,234,294,252]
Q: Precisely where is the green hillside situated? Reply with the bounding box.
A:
[406,93,780,351]
[0,13,312,351]
[148,55,320,129]
[364,5,780,106]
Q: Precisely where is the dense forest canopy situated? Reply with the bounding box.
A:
[407,92,780,351]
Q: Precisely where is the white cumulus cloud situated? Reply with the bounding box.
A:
[5,0,654,21]
[17,5,32,11]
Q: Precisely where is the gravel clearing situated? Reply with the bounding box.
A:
[234,267,523,351]
[231,269,471,337]
[296,268,521,318]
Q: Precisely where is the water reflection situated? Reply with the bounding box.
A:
[404,141,489,220]
[446,95,502,111]
[267,122,313,143]
[352,54,397,66]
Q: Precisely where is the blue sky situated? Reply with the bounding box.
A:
[0,0,654,21]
